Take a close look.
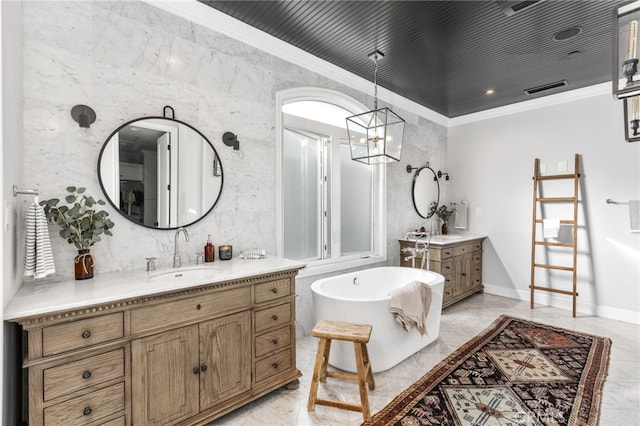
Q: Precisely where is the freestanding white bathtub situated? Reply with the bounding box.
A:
[311,266,444,373]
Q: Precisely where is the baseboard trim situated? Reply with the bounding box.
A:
[483,283,640,325]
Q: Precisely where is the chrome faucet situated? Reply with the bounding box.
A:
[401,234,430,269]
[173,227,190,268]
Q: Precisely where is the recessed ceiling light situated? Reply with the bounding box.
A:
[485,88,495,95]
[553,26,583,41]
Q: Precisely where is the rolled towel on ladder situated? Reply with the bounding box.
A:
[542,218,560,239]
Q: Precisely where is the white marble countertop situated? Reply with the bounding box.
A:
[4,256,306,321]
[399,233,487,246]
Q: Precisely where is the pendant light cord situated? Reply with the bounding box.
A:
[373,54,379,110]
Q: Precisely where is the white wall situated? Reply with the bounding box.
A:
[448,91,640,323]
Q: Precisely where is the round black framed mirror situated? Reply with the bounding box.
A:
[410,165,440,219]
[98,116,223,229]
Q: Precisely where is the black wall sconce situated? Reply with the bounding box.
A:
[70,104,96,128]
[222,132,240,150]
[437,170,450,181]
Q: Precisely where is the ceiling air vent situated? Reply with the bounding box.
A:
[496,1,545,17]
[524,80,568,95]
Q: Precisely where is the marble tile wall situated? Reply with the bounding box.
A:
[20,1,446,333]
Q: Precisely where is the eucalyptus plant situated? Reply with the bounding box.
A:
[40,186,115,250]
[428,202,456,223]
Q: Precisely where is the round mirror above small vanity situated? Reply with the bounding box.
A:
[98,115,223,229]
[409,164,440,219]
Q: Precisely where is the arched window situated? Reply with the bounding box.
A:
[276,88,386,274]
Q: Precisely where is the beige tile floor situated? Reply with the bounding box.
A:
[210,294,640,425]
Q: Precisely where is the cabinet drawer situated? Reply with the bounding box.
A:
[430,259,453,275]
[254,303,291,333]
[44,349,124,401]
[444,285,454,298]
[255,349,292,383]
[131,286,250,334]
[255,326,291,358]
[255,279,291,304]
[452,243,476,256]
[473,253,482,264]
[429,248,453,261]
[443,275,453,292]
[42,313,124,356]
[473,264,482,277]
[44,382,124,425]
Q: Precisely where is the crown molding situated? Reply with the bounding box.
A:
[449,82,612,126]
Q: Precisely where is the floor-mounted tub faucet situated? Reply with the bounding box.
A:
[173,227,190,268]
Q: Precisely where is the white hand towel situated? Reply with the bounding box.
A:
[542,218,560,239]
[24,202,56,279]
[630,200,640,233]
[389,281,432,335]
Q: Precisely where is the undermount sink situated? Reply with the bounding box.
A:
[149,267,221,282]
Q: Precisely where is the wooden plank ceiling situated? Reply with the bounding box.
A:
[201,1,619,118]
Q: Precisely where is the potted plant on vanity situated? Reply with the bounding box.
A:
[429,202,456,235]
[40,186,115,280]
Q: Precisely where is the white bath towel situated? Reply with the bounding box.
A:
[542,218,560,239]
[389,281,432,335]
[630,200,640,233]
[24,201,56,279]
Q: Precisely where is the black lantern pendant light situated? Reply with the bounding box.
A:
[346,50,405,165]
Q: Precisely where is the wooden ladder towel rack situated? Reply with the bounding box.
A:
[530,153,580,317]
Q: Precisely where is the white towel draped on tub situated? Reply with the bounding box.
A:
[389,281,432,335]
[24,201,56,279]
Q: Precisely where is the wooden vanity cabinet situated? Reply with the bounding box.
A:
[13,268,302,426]
[399,237,485,308]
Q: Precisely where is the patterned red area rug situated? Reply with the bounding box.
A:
[364,315,611,426]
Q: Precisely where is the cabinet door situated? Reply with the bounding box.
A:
[131,325,200,425]
[199,311,251,410]
[454,253,474,294]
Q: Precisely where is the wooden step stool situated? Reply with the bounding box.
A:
[307,320,375,421]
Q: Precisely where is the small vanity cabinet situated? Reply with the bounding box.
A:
[399,236,485,308]
[5,260,304,426]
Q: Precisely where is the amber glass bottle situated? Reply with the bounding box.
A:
[204,235,215,262]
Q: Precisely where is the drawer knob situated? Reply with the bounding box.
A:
[200,364,208,372]
[272,315,278,321]
[82,370,92,380]
[461,272,467,276]
[272,338,279,345]
[81,330,91,339]
[270,287,278,293]
[193,367,200,375]
[196,304,202,310]
[83,406,92,416]
[272,362,279,369]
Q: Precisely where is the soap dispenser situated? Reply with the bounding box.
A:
[204,235,215,262]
